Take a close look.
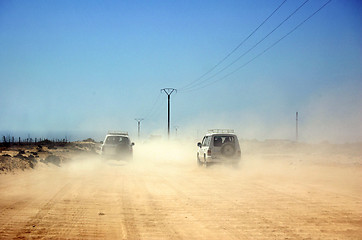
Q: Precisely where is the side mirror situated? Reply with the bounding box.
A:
[100,141,103,144]
[197,142,202,148]
[131,142,135,146]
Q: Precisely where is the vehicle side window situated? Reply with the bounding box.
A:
[202,136,211,146]
[201,137,207,146]
[206,136,211,146]
[202,137,209,146]
[120,137,130,145]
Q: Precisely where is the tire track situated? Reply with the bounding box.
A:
[155,167,361,239]
[15,182,72,239]
[123,168,183,239]
[120,174,141,240]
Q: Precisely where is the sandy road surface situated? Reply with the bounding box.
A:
[0,144,361,239]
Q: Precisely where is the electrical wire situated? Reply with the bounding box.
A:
[178,0,288,91]
[180,0,311,92]
[137,92,162,120]
[182,0,332,92]
[184,0,332,91]
[146,96,164,120]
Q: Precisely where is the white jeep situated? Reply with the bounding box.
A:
[197,129,241,167]
[100,131,134,160]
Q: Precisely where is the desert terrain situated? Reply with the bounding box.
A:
[0,140,361,239]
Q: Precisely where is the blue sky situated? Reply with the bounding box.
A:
[0,0,361,142]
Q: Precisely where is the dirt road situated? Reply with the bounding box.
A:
[0,143,361,239]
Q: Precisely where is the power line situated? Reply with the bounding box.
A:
[180,0,311,92]
[146,98,164,120]
[182,0,332,92]
[142,92,162,120]
[178,0,288,91]
[134,92,162,138]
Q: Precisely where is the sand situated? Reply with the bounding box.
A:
[0,140,361,239]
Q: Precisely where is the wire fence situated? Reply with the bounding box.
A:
[1,135,69,147]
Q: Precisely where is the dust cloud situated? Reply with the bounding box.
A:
[59,138,361,194]
[1,137,361,239]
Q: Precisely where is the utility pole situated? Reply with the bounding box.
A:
[174,126,179,138]
[161,88,177,140]
[135,118,144,140]
[296,112,299,142]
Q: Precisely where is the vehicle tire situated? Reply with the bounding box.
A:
[221,143,235,157]
[203,155,209,168]
[197,153,202,166]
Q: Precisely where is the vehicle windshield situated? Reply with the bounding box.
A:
[105,136,130,145]
[213,136,234,147]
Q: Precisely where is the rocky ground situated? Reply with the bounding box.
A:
[0,141,99,173]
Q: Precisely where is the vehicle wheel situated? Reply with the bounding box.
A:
[221,143,235,157]
[197,153,202,166]
[203,155,209,168]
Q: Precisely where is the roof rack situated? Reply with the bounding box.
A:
[107,131,128,135]
[207,129,234,134]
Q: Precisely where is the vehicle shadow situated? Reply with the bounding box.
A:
[102,159,129,167]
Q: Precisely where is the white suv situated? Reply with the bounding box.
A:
[101,131,134,160]
[197,129,241,167]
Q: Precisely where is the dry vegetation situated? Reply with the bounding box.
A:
[0,141,99,173]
